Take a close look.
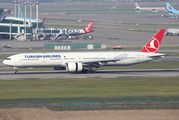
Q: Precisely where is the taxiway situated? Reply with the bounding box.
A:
[0,69,179,80]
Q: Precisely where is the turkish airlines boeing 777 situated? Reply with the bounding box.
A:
[3,29,165,74]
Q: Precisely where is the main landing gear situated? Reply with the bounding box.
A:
[87,70,96,73]
[15,69,18,74]
[82,66,96,74]
[82,69,96,73]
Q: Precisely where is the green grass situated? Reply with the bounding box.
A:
[45,24,87,28]
[128,29,157,33]
[122,22,179,27]
[45,24,98,29]
[45,18,94,23]
[0,77,178,99]
[0,55,10,59]
[98,62,179,70]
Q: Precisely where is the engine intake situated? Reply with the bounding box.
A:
[66,62,83,72]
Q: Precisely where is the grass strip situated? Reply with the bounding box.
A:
[45,24,98,29]
[45,24,86,28]
[122,23,179,27]
[45,18,93,22]
[0,77,178,99]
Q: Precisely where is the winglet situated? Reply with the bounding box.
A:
[140,29,165,53]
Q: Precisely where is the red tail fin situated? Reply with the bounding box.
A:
[42,17,45,27]
[83,21,93,33]
[140,29,165,53]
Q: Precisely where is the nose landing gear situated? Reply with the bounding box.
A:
[13,67,18,74]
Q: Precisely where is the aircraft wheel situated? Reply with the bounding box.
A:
[15,71,18,74]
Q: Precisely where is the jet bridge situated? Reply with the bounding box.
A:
[36,28,68,41]
[0,8,5,22]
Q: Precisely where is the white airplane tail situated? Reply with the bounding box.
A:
[140,29,165,53]
[135,3,140,9]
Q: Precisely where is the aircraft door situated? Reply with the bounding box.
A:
[18,55,23,64]
[78,56,81,60]
[13,56,16,64]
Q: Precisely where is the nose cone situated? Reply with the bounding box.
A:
[3,60,7,65]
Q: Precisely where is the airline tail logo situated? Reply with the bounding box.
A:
[144,37,159,53]
[84,21,93,33]
[7,6,11,13]
[168,6,172,10]
[140,29,165,53]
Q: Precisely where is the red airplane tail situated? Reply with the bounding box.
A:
[140,29,165,53]
[42,17,45,27]
[83,21,93,33]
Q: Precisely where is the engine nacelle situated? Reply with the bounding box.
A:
[66,62,83,72]
[53,66,66,70]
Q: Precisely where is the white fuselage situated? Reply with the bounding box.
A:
[68,29,85,35]
[3,51,162,68]
[136,7,165,12]
[165,28,179,35]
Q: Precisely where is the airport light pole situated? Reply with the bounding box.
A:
[17,1,21,18]
[36,2,39,29]
[24,2,27,41]
[14,1,17,17]
[36,2,39,40]
[29,2,32,20]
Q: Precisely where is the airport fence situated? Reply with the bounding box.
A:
[0,96,179,111]
[44,43,103,50]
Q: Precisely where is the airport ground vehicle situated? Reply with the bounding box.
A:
[111,45,123,49]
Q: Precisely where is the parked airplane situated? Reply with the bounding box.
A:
[166,3,179,15]
[135,3,165,12]
[4,6,11,14]
[19,8,36,20]
[3,29,165,74]
[67,21,94,39]
[1,6,11,20]
[165,28,179,36]
[19,8,45,27]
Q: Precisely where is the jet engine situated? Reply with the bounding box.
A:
[66,62,83,72]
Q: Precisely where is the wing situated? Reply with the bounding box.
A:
[148,53,165,58]
[82,57,128,65]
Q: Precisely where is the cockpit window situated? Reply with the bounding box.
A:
[6,58,11,60]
